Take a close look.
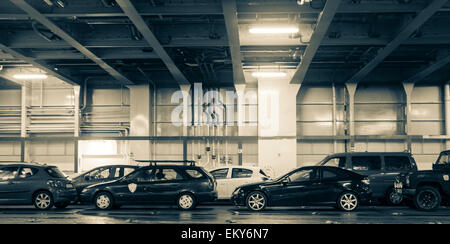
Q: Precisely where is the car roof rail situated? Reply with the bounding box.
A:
[135,160,196,166]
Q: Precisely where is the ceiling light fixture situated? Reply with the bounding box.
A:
[252,72,287,78]
[13,74,48,80]
[249,26,299,34]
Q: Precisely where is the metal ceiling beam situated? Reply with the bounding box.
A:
[5,34,450,49]
[31,50,159,60]
[290,0,342,84]
[9,0,134,86]
[347,0,449,84]
[0,43,80,86]
[115,0,190,85]
[222,0,245,84]
[0,1,446,19]
[405,53,450,83]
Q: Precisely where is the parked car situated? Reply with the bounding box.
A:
[79,163,217,210]
[0,162,77,210]
[72,165,139,194]
[395,150,450,211]
[209,166,270,200]
[318,152,417,205]
[231,166,372,212]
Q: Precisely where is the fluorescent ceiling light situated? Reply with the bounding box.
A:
[13,74,48,80]
[249,26,299,34]
[252,72,287,78]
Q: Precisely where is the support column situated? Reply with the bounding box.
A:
[20,85,31,162]
[73,86,80,137]
[345,83,357,152]
[403,82,415,151]
[234,84,246,135]
[444,83,450,149]
[257,77,300,177]
[179,84,191,136]
[128,85,151,161]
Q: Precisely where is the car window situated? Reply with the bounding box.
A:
[155,169,184,181]
[322,157,346,168]
[288,169,319,182]
[232,168,253,178]
[437,153,450,165]
[133,169,156,183]
[322,169,338,179]
[45,167,67,178]
[86,168,112,181]
[210,168,229,179]
[385,156,412,171]
[0,167,19,181]
[185,169,205,179]
[18,167,39,179]
[259,169,268,177]
[351,156,381,171]
[123,167,136,177]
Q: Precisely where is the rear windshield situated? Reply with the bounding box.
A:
[184,169,206,179]
[45,167,67,178]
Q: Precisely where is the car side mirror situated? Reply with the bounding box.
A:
[84,175,90,181]
[281,178,289,185]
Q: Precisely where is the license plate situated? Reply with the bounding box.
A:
[394,182,403,189]
[66,183,74,189]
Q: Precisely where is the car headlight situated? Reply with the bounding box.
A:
[81,188,90,193]
[47,180,68,188]
[361,177,370,185]
[405,175,410,186]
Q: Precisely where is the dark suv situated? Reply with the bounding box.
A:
[0,162,77,210]
[79,162,217,210]
[395,150,450,211]
[318,152,417,205]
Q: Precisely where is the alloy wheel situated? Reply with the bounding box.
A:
[35,193,51,210]
[339,193,358,211]
[247,192,266,211]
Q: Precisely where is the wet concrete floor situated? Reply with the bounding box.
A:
[0,204,450,224]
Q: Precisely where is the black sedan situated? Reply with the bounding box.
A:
[79,165,217,210]
[231,166,372,211]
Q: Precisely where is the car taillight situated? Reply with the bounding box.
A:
[208,177,215,190]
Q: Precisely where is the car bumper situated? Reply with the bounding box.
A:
[52,188,78,203]
[231,192,246,206]
[196,191,218,203]
[394,188,416,199]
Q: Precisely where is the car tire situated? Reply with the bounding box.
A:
[54,202,70,209]
[385,188,403,206]
[177,192,197,210]
[246,191,267,211]
[33,191,54,210]
[413,186,441,211]
[94,192,114,210]
[337,192,359,212]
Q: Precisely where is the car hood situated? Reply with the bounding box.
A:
[238,180,279,190]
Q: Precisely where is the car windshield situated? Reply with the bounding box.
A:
[437,152,450,165]
[315,156,329,166]
[45,167,67,178]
